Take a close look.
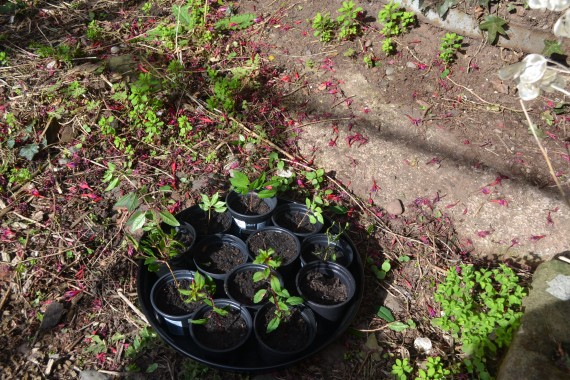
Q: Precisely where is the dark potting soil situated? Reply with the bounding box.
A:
[274,210,319,234]
[176,229,194,249]
[193,211,232,235]
[154,279,203,315]
[258,306,310,352]
[303,245,347,264]
[228,269,270,305]
[248,231,297,264]
[193,308,249,350]
[299,270,348,305]
[196,243,246,274]
[229,193,270,216]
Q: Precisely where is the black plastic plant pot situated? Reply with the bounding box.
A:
[150,270,203,336]
[300,233,354,268]
[295,261,356,322]
[193,234,250,282]
[189,299,253,360]
[246,226,301,280]
[224,263,284,313]
[226,191,278,231]
[176,205,233,237]
[271,203,324,239]
[254,303,317,362]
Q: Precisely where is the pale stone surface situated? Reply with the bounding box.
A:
[497,257,570,379]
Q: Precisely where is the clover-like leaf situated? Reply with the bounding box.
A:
[479,15,508,45]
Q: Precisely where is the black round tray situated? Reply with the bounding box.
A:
[136,199,365,373]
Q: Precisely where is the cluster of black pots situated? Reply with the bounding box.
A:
[148,192,358,361]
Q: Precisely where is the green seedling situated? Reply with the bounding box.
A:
[377,306,416,332]
[368,258,391,280]
[229,171,279,198]
[336,1,363,40]
[439,32,463,65]
[199,192,227,222]
[382,38,395,55]
[302,195,324,227]
[182,272,228,324]
[312,12,336,42]
[417,356,452,379]
[252,248,303,333]
[378,1,415,37]
[391,358,413,380]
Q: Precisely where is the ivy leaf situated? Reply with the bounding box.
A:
[19,143,39,161]
[479,16,508,45]
[436,0,458,19]
[542,39,564,58]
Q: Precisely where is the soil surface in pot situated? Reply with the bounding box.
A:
[229,193,270,216]
[258,306,310,352]
[175,229,194,250]
[248,231,297,264]
[299,271,348,305]
[274,211,319,234]
[193,212,232,235]
[193,308,249,350]
[229,269,270,305]
[303,244,348,265]
[154,279,204,315]
[196,243,246,274]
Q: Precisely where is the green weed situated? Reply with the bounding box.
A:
[432,264,526,379]
[336,1,363,40]
[439,32,463,65]
[391,358,413,380]
[312,12,336,42]
[378,1,415,37]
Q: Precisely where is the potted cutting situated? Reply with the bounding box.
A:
[251,248,317,361]
[223,262,283,312]
[295,261,356,322]
[300,223,354,267]
[177,192,233,236]
[226,171,279,231]
[246,226,301,278]
[271,196,324,238]
[189,298,253,359]
[193,233,250,282]
[150,269,216,336]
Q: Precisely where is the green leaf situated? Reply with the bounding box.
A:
[388,321,410,332]
[542,39,564,58]
[159,210,180,227]
[286,296,304,306]
[146,363,158,373]
[19,143,39,161]
[215,13,255,30]
[266,317,280,333]
[127,211,146,232]
[104,176,120,192]
[253,289,267,303]
[479,15,508,45]
[114,192,140,212]
[330,205,348,214]
[377,306,395,322]
[230,171,249,190]
[381,260,391,272]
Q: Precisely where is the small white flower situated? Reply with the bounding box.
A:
[554,9,570,38]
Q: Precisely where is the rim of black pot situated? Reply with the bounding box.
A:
[150,270,198,319]
[223,263,283,310]
[271,203,324,238]
[300,233,354,267]
[189,298,253,354]
[175,204,233,237]
[193,233,250,281]
[253,303,317,357]
[295,261,357,310]
[245,226,301,267]
[175,222,197,253]
[226,191,278,225]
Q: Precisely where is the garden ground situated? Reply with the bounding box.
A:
[0,1,569,379]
